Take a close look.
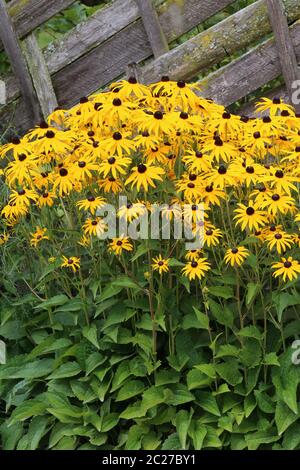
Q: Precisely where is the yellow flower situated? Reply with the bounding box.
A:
[77,196,106,215]
[234,202,268,232]
[125,163,164,192]
[152,255,170,274]
[272,257,300,282]
[82,217,107,237]
[224,247,249,267]
[0,232,9,246]
[266,230,293,254]
[61,256,81,273]
[109,237,133,255]
[182,258,210,280]
[98,155,131,179]
[30,227,49,247]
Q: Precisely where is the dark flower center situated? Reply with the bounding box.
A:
[18,189,26,196]
[188,183,195,189]
[39,121,49,129]
[246,207,255,216]
[161,75,170,81]
[113,132,122,140]
[275,170,284,178]
[154,111,163,120]
[275,233,282,240]
[253,132,261,139]
[138,164,147,174]
[263,116,271,123]
[273,97,281,104]
[128,77,137,84]
[189,174,197,181]
[46,130,55,138]
[215,138,223,146]
[88,196,95,202]
[88,131,95,137]
[180,112,189,120]
[80,97,89,103]
[222,112,231,119]
[218,165,227,175]
[246,166,254,174]
[158,261,164,266]
[59,168,68,177]
[272,194,280,201]
[18,154,27,162]
[231,248,239,254]
[205,185,213,193]
[284,261,292,268]
[206,229,213,236]
[68,259,74,264]
[92,221,98,226]
[78,161,86,168]
[12,138,21,145]
[177,80,186,88]
[270,226,276,232]
[191,261,198,268]
[113,98,122,106]
[281,110,290,117]
[108,157,116,164]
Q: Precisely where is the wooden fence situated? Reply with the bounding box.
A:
[1,0,300,135]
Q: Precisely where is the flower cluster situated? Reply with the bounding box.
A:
[1,78,300,282]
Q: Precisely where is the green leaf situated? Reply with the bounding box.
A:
[83,324,99,349]
[155,369,180,386]
[0,359,54,379]
[47,362,81,380]
[97,285,122,302]
[35,295,69,310]
[208,299,233,328]
[162,433,182,450]
[27,416,48,450]
[85,352,106,376]
[112,275,143,291]
[194,363,216,379]
[208,285,234,299]
[275,400,299,435]
[175,409,193,449]
[246,283,260,306]
[245,430,280,450]
[239,325,263,341]
[187,369,212,390]
[193,307,210,329]
[197,391,221,416]
[216,360,243,386]
[9,399,47,425]
[115,380,145,401]
[188,421,207,450]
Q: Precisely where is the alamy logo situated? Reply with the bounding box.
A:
[0,79,6,105]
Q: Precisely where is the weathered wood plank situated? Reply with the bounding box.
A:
[3,0,237,106]
[23,34,58,119]
[44,0,236,76]
[266,0,300,111]
[0,0,40,123]
[135,0,169,58]
[139,0,300,83]
[2,0,76,46]
[200,20,300,107]
[44,0,140,75]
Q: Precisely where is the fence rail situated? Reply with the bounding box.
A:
[1,0,300,134]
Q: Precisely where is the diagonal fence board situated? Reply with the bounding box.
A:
[2,0,237,105]
[139,0,300,83]
[0,0,76,50]
[2,0,300,133]
[199,20,300,107]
